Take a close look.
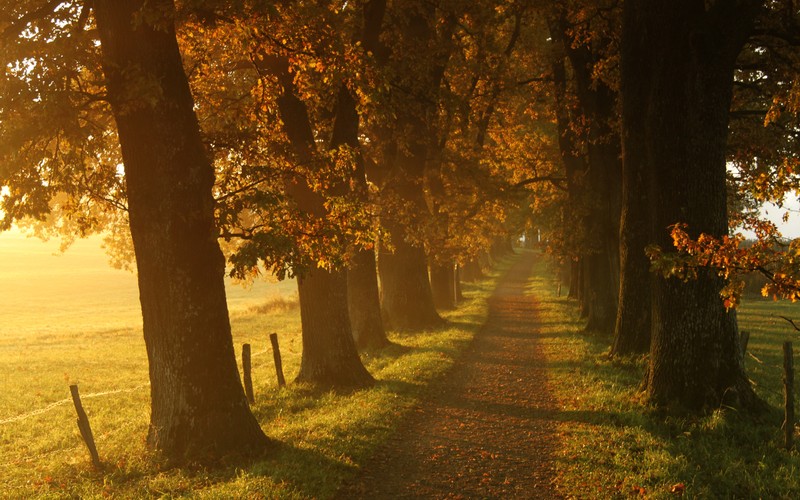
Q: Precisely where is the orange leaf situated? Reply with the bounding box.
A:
[671,483,686,496]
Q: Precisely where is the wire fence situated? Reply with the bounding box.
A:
[0,343,281,469]
[0,383,150,426]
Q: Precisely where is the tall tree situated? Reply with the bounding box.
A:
[256,51,375,387]
[374,0,448,329]
[622,0,764,409]
[547,2,622,334]
[92,0,269,459]
[336,0,391,350]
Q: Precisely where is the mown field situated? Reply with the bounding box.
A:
[531,258,800,499]
[0,231,507,498]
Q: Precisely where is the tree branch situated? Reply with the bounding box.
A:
[779,315,800,332]
[1,0,62,42]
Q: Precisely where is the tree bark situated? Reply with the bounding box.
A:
[567,259,580,299]
[379,224,444,330]
[460,259,484,282]
[330,85,388,350]
[623,0,764,409]
[430,260,456,310]
[296,268,374,386]
[455,264,465,301]
[552,12,621,334]
[612,22,652,355]
[348,247,389,349]
[93,0,269,461]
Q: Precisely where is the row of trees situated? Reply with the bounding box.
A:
[3,0,795,463]
[535,0,799,413]
[0,0,539,462]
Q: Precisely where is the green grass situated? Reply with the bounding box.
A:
[531,257,800,499]
[0,232,511,498]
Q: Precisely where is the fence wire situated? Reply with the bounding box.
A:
[0,383,150,426]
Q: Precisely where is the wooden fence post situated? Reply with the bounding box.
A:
[453,263,458,308]
[270,333,286,387]
[242,343,254,404]
[784,341,794,450]
[69,384,101,468]
[740,330,750,360]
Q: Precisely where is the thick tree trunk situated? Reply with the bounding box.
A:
[460,259,484,282]
[612,190,652,355]
[379,228,444,329]
[430,260,456,310]
[348,247,389,350]
[612,37,652,355]
[376,2,445,331]
[567,259,580,299]
[623,0,763,409]
[93,0,268,461]
[296,269,374,386]
[583,250,616,332]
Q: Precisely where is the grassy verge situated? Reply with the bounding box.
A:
[530,256,800,499]
[0,257,511,499]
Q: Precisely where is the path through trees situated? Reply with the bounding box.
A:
[338,250,561,498]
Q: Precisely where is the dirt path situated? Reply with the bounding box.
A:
[338,251,562,499]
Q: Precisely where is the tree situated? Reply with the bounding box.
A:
[621,0,764,410]
[335,0,391,350]
[238,1,377,385]
[372,0,448,329]
[0,0,270,461]
[93,0,271,460]
[546,2,621,334]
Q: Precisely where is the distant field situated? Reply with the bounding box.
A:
[0,228,298,425]
[0,229,296,339]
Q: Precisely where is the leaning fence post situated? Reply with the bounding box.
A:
[242,343,255,404]
[69,384,101,468]
[453,263,459,308]
[270,333,287,387]
[784,341,794,450]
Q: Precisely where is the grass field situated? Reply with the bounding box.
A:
[6,234,800,498]
[0,230,508,498]
[530,258,800,499]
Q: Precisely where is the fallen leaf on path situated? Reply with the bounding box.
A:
[670,483,685,496]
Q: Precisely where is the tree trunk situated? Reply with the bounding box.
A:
[567,259,580,299]
[583,250,616,332]
[623,0,763,409]
[296,269,374,386]
[430,260,456,310]
[455,264,465,301]
[553,12,621,335]
[460,259,484,282]
[348,247,390,350]
[93,0,269,461]
[612,43,652,355]
[379,228,444,330]
[377,1,450,331]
